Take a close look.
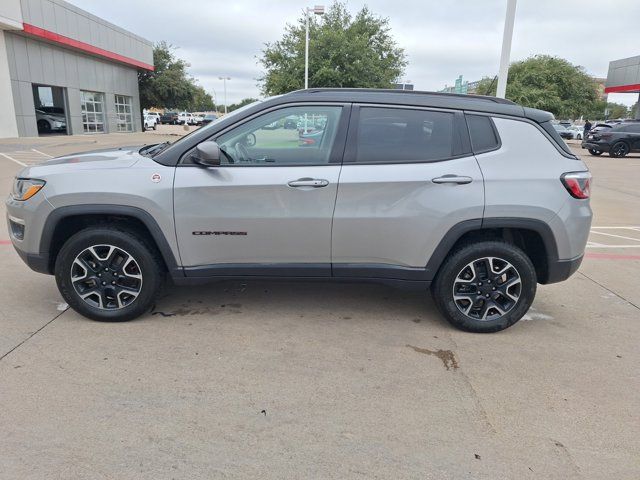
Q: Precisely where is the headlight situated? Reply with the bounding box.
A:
[12,178,45,201]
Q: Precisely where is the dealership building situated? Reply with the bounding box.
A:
[0,0,153,139]
[605,55,640,119]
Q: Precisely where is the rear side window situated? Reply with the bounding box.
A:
[617,123,640,133]
[466,115,500,153]
[355,107,455,163]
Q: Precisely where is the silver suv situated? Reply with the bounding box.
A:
[6,89,592,332]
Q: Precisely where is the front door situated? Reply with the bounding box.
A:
[174,104,348,276]
[332,105,484,279]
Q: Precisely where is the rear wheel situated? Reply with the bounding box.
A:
[432,241,536,333]
[588,149,602,156]
[55,227,164,322]
[609,141,629,158]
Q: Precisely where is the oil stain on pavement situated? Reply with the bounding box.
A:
[406,344,459,370]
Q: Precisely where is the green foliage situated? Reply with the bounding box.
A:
[138,42,214,111]
[475,56,600,119]
[631,102,639,119]
[474,77,497,96]
[504,55,599,119]
[259,2,407,95]
[226,98,260,113]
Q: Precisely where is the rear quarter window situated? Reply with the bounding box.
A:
[466,115,500,153]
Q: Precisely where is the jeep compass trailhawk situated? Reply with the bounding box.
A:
[6,89,592,332]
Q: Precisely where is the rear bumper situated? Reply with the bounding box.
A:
[581,141,609,152]
[544,254,583,284]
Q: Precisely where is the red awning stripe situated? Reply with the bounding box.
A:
[22,23,154,71]
[604,83,640,94]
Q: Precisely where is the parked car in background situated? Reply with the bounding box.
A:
[582,121,640,157]
[553,124,573,140]
[35,109,66,133]
[160,112,179,125]
[558,120,572,127]
[143,115,156,130]
[284,116,298,129]
[201,114,218,126]
[567,125,584,140]
[146,112,161,125]
[178,112,196,125]
[192,114,204,126]
[7,89,592,333]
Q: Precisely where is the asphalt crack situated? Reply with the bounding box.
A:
[578,271,640,311]
[0,307,69,362]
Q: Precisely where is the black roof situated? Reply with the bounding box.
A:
[272,88,552,123]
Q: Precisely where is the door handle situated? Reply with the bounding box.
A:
[432,175,473,185]
[287,178,329,188]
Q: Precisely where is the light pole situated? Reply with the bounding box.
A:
[218,76,230,114]
[496,0,517,99]
[304,5,325,89]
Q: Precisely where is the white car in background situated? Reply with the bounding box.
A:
[178,112,196,125]
[143,115,156,130]
[567,125,584,140]
[146,112,161,126]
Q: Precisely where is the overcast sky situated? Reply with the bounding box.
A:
[70,0,640,107]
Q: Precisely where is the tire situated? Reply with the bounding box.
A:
[609,141,629,158]
[577,134,582,140]
[55,227,165,322]
[588,149,603,156]
[37,119,51,133]
[432,241,537,333]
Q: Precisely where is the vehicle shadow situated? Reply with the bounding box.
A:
[150,279,444,327]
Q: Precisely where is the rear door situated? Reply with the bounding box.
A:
[331,105,484,279]
[173,103,349,275]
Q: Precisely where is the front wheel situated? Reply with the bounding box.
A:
[55,227,165,322]
[432,241,537,333]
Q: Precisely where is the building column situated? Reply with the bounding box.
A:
[0,31,20,138]
[636,93,640,120]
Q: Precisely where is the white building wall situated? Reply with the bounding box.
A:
[0,31,20,138]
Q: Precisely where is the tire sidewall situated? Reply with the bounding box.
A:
[433,241,537,333]
[55,228,162,322]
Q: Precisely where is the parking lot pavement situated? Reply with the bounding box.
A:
[1,138,639,479]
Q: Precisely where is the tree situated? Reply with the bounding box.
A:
[226,98,260,113]
[187,85,215,112]
[629,101,638,119]
[259,2,407,95]
[138,42,213,111]
[474,56,600,119]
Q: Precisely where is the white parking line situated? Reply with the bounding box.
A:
[588,226,640,249]
[31,148,53,158]
[0,152,27,167]
[590,231,640,243]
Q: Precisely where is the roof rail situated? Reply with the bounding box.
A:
[291,88,516,105]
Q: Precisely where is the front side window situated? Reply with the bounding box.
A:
[215,105,342,165]
[355,107,455,163]
[80,91,105,133]
[115,95,133,132]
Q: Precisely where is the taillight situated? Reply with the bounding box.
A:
[561,172,591,199]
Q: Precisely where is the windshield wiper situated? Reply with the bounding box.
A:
[149,141,172,157]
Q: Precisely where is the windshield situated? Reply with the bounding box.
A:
[152,99,264,155]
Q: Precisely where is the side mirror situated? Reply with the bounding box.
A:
[192,141,221,167]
